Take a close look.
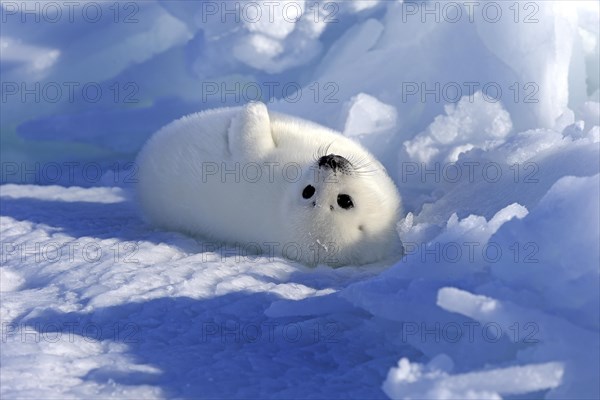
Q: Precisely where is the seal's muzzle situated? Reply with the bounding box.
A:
[318,154,350,173]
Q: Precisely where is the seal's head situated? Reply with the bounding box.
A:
[285,148,402,266]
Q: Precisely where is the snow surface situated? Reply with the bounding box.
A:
[1,1,599,399]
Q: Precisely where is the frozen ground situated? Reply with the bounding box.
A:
[1,1,599,399]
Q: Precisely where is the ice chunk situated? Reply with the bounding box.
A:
[229,1,325,73]
[403,92,513,164]
[346,0,382,13]
[0,268,25,292]
[243,0,303,40]
[490,174,600,329]
[0,37,60,77]
[383,358,563,400]
[495,128,567,164]
[437,287,499,316]
[342,93,398,137]
[475,2,580,128]
[315,18,384,80]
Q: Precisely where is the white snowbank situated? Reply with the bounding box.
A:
[342,174,599,399]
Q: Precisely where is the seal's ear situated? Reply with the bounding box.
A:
[228,101,275,158]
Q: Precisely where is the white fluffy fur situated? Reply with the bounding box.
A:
[136,102,402,266]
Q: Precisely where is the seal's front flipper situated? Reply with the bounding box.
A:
[228,102,275,158]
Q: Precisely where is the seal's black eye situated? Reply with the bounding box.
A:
[302,185,316,199]
[337,194,354,209]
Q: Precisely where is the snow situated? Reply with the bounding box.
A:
[383,358,563,400]
[403,92,513,164]
[343,93,398,138]
[1,1,599,399]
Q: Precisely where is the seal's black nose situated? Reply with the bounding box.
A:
[318,154,349,171]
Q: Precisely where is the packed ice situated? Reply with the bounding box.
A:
[1,1,599,399]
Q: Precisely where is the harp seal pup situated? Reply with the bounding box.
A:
[136,102,402,266]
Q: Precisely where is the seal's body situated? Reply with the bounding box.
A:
[137,102,401,266]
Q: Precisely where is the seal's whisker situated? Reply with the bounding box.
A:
[355,169,379,176]
[354,157,374,172]
[325,141,335,156]
[312,147,322,164]
[318,143,328,159]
